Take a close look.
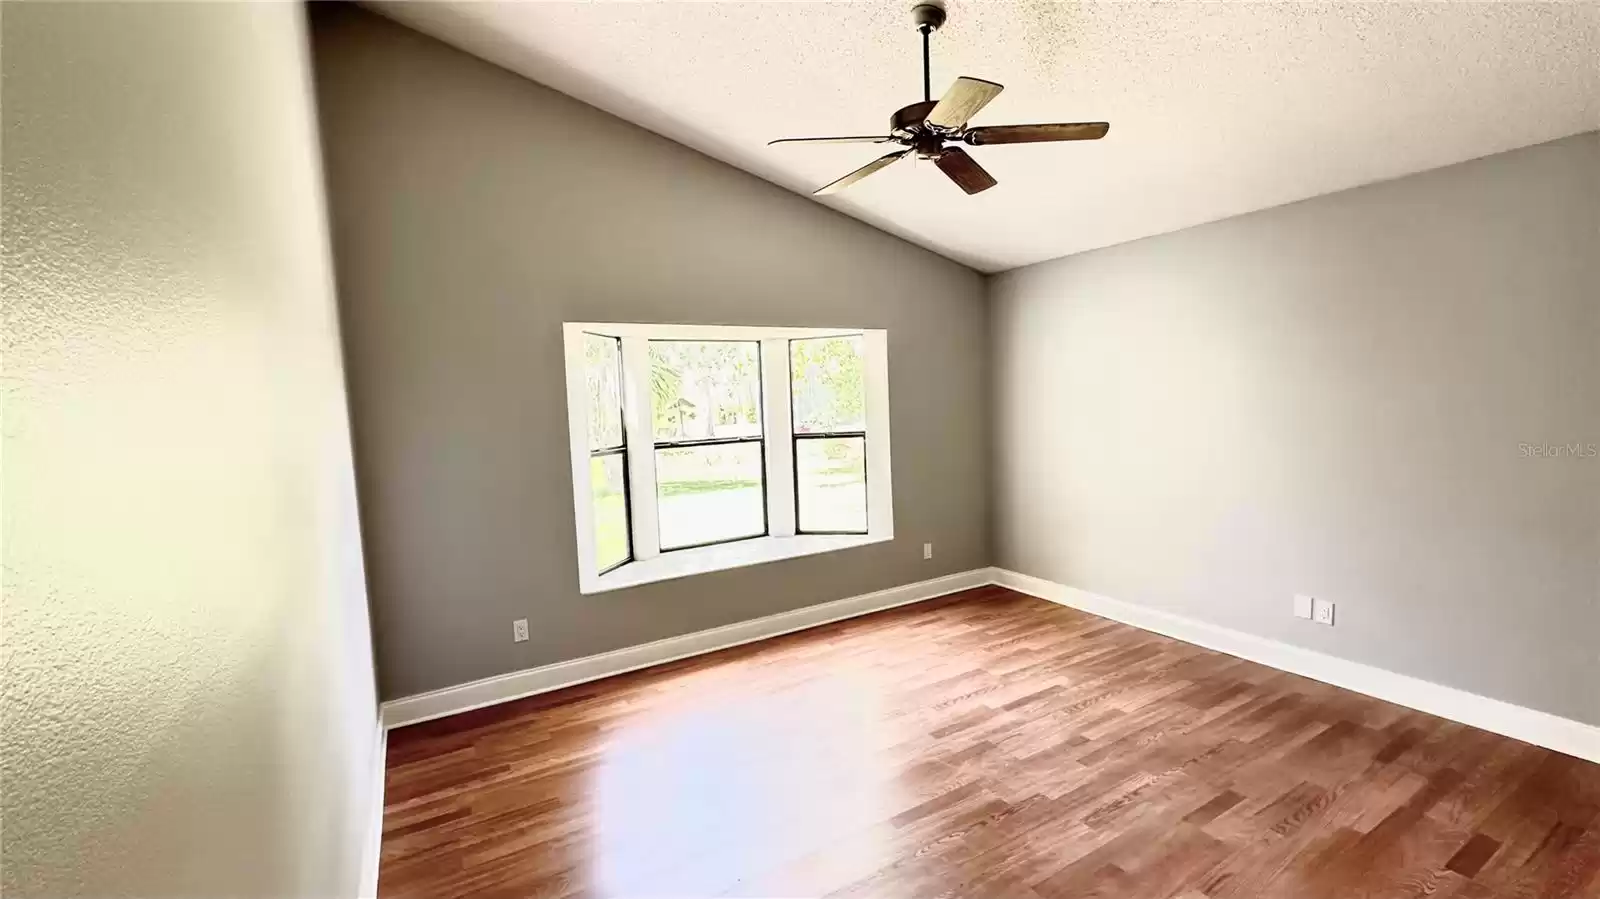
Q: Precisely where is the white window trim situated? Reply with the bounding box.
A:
[562,322,893,595]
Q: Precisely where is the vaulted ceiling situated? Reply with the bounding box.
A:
[372,1,1600,272]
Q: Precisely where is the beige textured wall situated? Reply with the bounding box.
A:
[991,133,1600,726]
[2,3,380,896]
[309,6,989,700]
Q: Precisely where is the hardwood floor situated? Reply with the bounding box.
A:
[380,587,1600,898]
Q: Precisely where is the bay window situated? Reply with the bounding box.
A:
[563,323,893,594]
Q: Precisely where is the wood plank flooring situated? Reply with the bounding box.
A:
[380,587,1600,898]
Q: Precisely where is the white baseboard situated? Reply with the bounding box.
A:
[378,565,1598,765]
[381,568,994,729]
[355,719,386,898]
[991,568,1600,765]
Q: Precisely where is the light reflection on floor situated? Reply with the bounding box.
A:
[592,672,904,896]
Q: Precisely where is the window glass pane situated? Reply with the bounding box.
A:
[649,341,762,441]
[796,437,867,533]
[584,334,623,450]
[591,453,629,571]
[791,335,866,434]
[656,443,765,549]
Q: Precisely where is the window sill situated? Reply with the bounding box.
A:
[582,532,891,595]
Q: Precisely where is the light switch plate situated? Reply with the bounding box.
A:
[1293,594,1315,620]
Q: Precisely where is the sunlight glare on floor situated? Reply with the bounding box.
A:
[593,673,902,896]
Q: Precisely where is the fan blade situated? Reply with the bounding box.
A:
[934,147,997,195]
[814,149,910,195]
[925,76,1004,131]
[964,122,1110,145]
[769,135,895,146]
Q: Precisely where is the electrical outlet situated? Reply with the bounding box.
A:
[1312,598,1336,626]
[513,618,529,642]
[923,542,933,560]
[1293,594,1315,620]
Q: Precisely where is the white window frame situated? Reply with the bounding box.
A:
[563,322,893,594]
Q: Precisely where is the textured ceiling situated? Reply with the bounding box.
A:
[371,1,1600,272]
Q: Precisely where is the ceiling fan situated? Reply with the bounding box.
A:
[770,2,1109,196]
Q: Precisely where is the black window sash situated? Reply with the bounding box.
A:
[792,430,869,536]
[589,445,632,574]
[587,333,631,574]
[649,340,769,552]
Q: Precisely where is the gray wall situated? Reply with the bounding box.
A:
[2,3,380,896]
[991,133,1600,726]
[309,7,989,701]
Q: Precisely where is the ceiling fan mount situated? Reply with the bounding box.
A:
[771,1,1109,196]
[911,1,947,35]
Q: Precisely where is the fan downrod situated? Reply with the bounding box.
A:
[911,3,945,102]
